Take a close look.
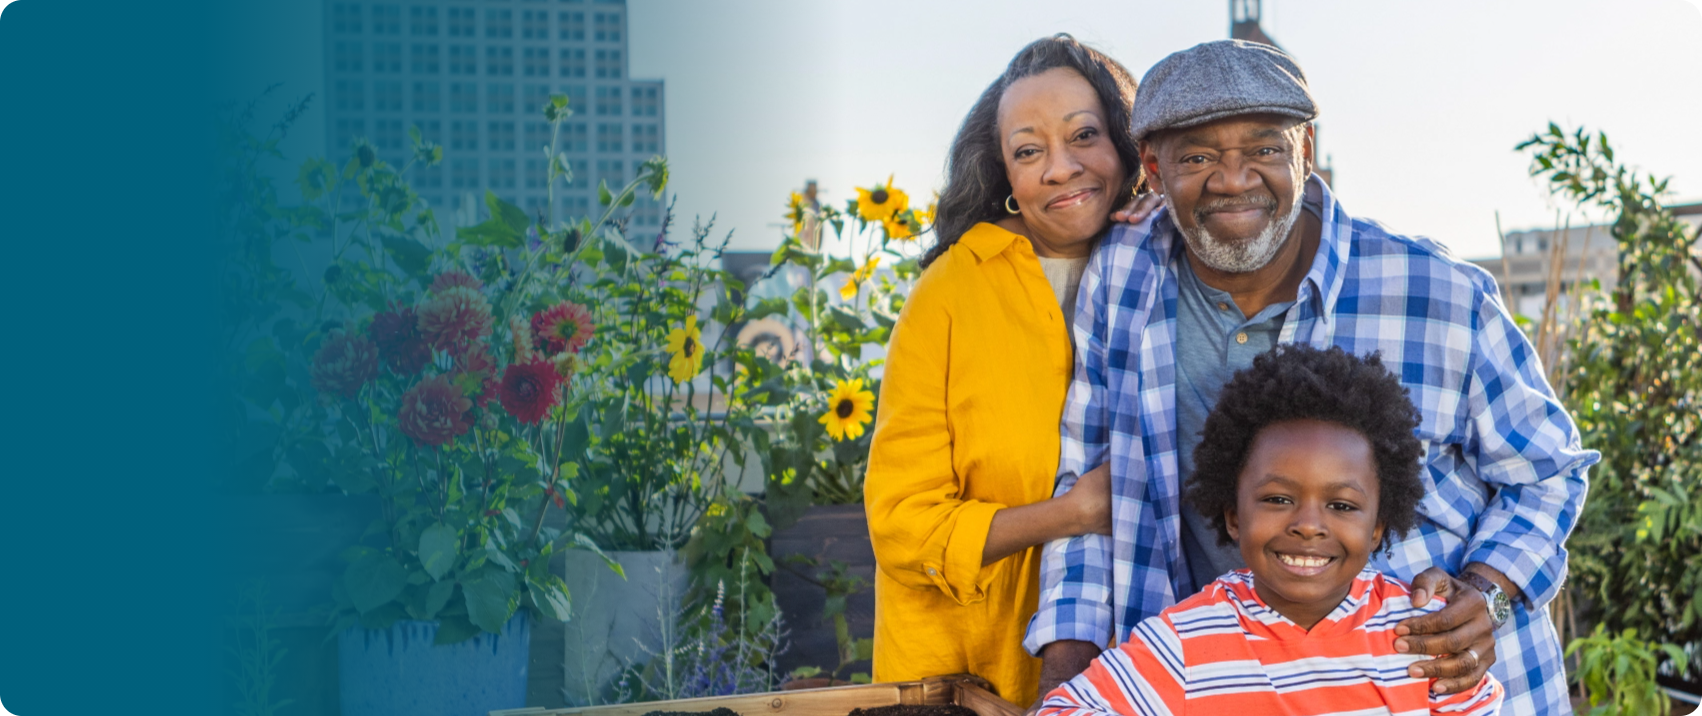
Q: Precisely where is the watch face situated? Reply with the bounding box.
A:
[1490,590,1512,625]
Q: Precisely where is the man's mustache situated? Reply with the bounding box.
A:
[1194,194,1278,220]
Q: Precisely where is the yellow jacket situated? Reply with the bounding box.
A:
[865,222,1075,708]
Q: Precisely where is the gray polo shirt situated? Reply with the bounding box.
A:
[1173,252,1293,594]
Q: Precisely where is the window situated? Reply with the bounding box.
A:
[523,84,552,114]
[450,121,479,151]
[410,6,438,36]
[558,11,585,40]
[449,82,478,113]
[594,86,621,116]
[631,85,659,117]
[374,80,403,111]
[632,123,659,153]
[447,7,476,37]
[484,9,513,38]
[486,83,516,114]
[560,122,588,152]
[560,85,587,115]
[593,49,621,79]
[448,45,477,75]
[595,123,622,153]
[487,121,517,151]
[451,158,480,190]
[592,11,621,42]
[414,120,443,147]
[410,44,439,74]
[525,158,548,189]
[523,47,550,77]
[334,119,366,154]
[485,46,514,76]
[558,48,586,78]
[375,119,406,154]
[371,4,401,35]
[488,158,517,190]
[596,159,624,186]
[567,159,588,188]
[415,164,444,189]
[333,41,363,73]
[523,121,551,152]
[411,81,441,112]
[561,194,589,219]
[522,10,550,39]
[334,80,365,111]
[373,42,402,73]
[332,3,362,34]
[525,194,550,213]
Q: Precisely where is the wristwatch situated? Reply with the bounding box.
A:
[1460,571,1512,629]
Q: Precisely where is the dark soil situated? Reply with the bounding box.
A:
[848,705,979,716]
[641,709,742,716]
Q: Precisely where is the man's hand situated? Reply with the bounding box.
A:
[1110,191,1164,225]
[1028,640,1101,715]
[1395,566,1499,694]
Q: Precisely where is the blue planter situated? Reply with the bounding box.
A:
[338,611,531,716]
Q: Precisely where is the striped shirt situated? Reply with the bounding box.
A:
[1024,175,1599,713]
[1038,569,1504,716]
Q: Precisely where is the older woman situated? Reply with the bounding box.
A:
[863,34,1151,706]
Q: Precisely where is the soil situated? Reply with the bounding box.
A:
[640,709,742,716]
[847,705,980,716]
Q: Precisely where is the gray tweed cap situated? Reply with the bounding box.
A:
[1131,39,1318,142]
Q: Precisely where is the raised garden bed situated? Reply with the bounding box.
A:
[490,675,1021,716]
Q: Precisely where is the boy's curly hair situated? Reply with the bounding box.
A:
[1185,344,1426,550]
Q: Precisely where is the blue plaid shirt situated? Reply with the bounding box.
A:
[1024,176,1599,715]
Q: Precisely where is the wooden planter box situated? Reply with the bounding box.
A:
[491,675,1021,716]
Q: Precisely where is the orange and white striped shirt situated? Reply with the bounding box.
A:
[1037,569,1502,716]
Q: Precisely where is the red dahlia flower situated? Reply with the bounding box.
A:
[419,287,494,356]
[310,330,379,400]
[531,301,594,355]
[429,269,483,294]
[499,360,562,425]
[371,302,431,375]
[452,342,500,408]
[398,374,473,447]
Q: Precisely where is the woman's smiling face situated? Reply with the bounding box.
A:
[996,67,1126,258]
[1225,418,1386,630]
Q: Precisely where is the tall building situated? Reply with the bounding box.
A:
[1228,0,1335,186]
[323,0,665,229]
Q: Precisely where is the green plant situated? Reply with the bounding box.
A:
[1566,624,1690,715]
[783,557,874,684]
[226,581,294,716]
[1518,124,1702,676]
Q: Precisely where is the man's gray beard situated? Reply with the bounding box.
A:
[1166,194,1305,274]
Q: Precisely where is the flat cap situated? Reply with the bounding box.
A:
[1131,39,1317,142]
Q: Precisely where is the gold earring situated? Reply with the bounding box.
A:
[1004,195,1020,215]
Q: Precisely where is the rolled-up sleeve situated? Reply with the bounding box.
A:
[865,277,1005,605]
[1025,244,1116,655]
[1461,290,1600,611]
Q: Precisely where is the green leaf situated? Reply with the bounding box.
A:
[462,569,519,633]
[382,234,433,277]
[571,533,624,579]
[419,523,459,581]
[485,190,530,232]
[456,219,523,249]
[597,180,613,207]
[344,554,408,614]
[560,415,590,463]
[432,615,481,645]
[423,580,455,620]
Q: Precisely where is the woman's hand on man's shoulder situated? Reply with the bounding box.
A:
[1110,191,1164,225]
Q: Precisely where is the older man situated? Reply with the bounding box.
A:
[1025,40,1598,714]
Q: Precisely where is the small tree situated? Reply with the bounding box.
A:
[1518,124,1702,680]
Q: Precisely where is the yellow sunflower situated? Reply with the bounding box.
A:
[882,211,918,242]
[855,174,909,223]
[665,315,703,383]
[819,378,875,441]
[839,256,881,299]
[785,191,808,236]
[915,194,938,227]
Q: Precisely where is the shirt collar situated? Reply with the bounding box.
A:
[957,221,1029,263]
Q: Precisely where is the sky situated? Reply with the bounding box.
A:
[192,0,1702,261]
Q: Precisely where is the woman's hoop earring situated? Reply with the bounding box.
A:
[1004,195,1020,215]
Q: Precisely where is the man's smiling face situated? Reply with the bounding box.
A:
[1142,114,1314,274]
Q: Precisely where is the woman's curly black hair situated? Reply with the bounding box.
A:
[1185,344,1427,550]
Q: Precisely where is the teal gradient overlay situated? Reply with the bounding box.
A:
[0,1,220,714]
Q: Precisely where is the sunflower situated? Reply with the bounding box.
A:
[855,175,909,223]
[818,378,875,441]
[785,191,808,236]
[665,315,704,383]
[882,211,918,242]
[839,256,881,299]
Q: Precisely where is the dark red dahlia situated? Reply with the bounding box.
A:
[452,342,500,408]
[370,302,431,375]
[310,330,379,400]
[398,374,473,447]
[531,301,595,355]
[429,269,483,294]
[498,360,562,425]
[419,287,494,356]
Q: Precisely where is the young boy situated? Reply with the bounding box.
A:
[1037,345,1503,716]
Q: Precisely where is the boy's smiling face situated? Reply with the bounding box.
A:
[1225,418,1386,630]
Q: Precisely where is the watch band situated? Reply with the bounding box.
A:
[1459,571,1512,628]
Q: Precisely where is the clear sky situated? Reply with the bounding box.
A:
[197,0,1702,261]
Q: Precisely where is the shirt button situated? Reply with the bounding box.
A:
[927,567,938,576]
[1235,331,1248,344]
[1216,302,1229,311]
